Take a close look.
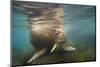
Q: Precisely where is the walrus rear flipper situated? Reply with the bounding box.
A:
[62,44,76,51]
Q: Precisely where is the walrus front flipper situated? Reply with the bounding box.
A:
[27,48,47,63]
[63,45,76,51]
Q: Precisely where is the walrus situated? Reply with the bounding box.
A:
[26,7,76,63]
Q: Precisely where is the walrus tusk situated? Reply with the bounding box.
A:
[27,48,47,63]
[50,44,57,53]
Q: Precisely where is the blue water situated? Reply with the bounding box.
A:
[12,4,96,65]
[12,10,34,63]
[63,5,96,45]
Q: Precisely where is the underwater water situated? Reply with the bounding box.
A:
[12,4,96,65]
